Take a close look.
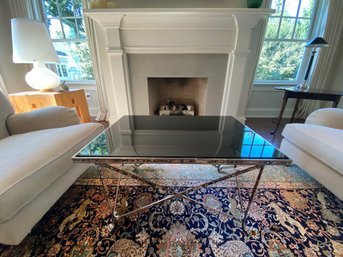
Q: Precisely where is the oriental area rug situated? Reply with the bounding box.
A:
[0,164,342,257]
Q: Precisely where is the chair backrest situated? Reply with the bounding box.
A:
[0,91,15,139]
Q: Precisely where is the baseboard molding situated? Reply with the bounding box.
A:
[246,108,295,118]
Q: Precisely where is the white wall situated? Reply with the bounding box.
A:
[0,1,30,94]
[246,85,297,118]
[67,83,99,117]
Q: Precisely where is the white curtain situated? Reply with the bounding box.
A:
[82,0,109,121]
[298,0,343,117]
[0,74,8,95]
[8,0,45,20]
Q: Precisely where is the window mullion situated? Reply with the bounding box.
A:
[72,0,80,37]
[55,0,66,39]
[276,0,286,38]
[264,38,306,43]
[52,38,88,43]
[291,0,302,39]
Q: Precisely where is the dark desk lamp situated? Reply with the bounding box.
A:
[298,37,329,91]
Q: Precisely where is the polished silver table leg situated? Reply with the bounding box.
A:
[242,165,264,231]
[235,175,244,213]
[97,165,116,223]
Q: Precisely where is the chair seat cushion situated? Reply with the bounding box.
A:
[0,123,102,223]
[282,123,343,176]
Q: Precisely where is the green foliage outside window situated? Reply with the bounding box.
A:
[256,0,316,81]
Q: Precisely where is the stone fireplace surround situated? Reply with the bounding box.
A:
[84,4,272,123]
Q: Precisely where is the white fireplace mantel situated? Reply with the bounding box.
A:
[84,7,273,123]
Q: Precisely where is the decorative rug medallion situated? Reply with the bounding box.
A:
[0,164,342,257]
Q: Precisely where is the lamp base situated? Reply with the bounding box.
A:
[297,81,309,91]
[25,62,60,91]
[40,89,55,92]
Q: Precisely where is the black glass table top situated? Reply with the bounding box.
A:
[73,116,290,165]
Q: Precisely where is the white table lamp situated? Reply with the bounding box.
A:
[11,18,60,91]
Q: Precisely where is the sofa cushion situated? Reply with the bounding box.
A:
[0,123,103,223]
[0,91,14,140]
[282,123,343,175]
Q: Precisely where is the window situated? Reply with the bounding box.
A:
[42,0,94,81]
[255,0,317,82]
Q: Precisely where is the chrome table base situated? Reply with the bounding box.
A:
[97,163,265,231]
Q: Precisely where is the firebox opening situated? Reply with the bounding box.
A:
[147,77,208,116]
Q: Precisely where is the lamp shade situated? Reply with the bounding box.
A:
[305,37,329,48]
[11,18,59,63]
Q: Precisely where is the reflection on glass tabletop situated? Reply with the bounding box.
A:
[74,116,290,164]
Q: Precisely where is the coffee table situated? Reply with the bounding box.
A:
[73,115,290,229]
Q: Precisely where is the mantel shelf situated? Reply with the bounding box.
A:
[84,8,274,15]
[84,0,272,11]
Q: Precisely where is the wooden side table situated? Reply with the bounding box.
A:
[9,89,91,123]
[271,86,343,134]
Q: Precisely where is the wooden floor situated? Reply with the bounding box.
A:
[246,118,304,149]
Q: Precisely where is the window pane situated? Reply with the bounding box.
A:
[256,41,305,81]
[43,0,59,18]
[279,18,296,39]
[62,18,77,39]
[74,0,83,16]
[299,0,315,18]
[53,41,94,80]
[76,18,86,38]
[283,0,300,17]
[294,19,311,39]
[58,0,74,17]
[265,17,280,39]
[271,0,283,16]
[47,18,64,39]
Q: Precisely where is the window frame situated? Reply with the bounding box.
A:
[42,0,95,83]
[254,0,320,85]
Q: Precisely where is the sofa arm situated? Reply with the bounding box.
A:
[6,106,81,134]
[305,108,343,129]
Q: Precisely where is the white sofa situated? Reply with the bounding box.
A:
[281,108,343,200]
[0,91,103,245]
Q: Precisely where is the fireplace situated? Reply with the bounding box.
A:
[84,7,272,123]
[147,77,208,115]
